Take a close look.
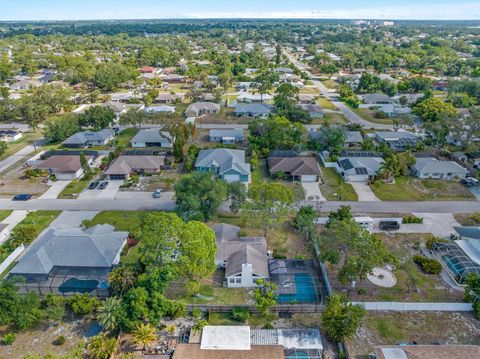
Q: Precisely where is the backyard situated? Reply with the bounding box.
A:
[351,107,395,125]
[87,210,152,232]
[113,128,138,147]
[319,167,358,201]
[370,176,475,201]
[327,233,464,303]
[346,312,480,359]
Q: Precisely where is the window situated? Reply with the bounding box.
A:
[235,278,241,284]
[229,278,235,283]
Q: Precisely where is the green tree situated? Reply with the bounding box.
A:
[413,97,458,121]
[274,83,299,112]
[79,106,116,130]
[253,279,278,316]
[0,141,6,157]
[94,62,134,91]
[67,293,99,316]
[42,294,66,322]
[310,126,346,155]
[108,266,137,296]
[322,294,365,342]
[131,323,157,351]
[228,182,247,214]
[175,172,227,221]
[87,334,117,359]
[80,152,92,177]
[43,114,80,143]
[293,205,318,242]
[243,182,295,237]
[97,297,123,333]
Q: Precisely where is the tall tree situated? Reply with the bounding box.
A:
[97,297,123,333]
[132,323,157,351]
[322,294,365,343]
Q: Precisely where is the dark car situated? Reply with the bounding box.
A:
[13,193,32,201]
[98,181,109,190]
[88,181,100,190]
[379,220,400,231]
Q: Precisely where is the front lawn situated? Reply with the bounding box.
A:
[0,133,34,162]
[0,210,13,222]
[58,179,90,199]
[88,210,152,231]
[351,107,395,125]
[20,210,62,235]
[319,167,358,201]
[317,96,337,111]
[370,176,475,201]
[321,79,339,90]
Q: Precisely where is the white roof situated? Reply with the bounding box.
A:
[200,326,251,350]
[380,348,409,359]
[457,239,480,265]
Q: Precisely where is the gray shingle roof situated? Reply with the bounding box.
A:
[195,148,250,176]
[226,244,269,278]
[453,226,480,240]
[268,156,321,176]
[105,155,165,176]
[234,103,272,115]
[209,129,244,139]
[130,129,173,145]
[10,224,128,276]
[337,156,384,176]
[375,131,418,141]
[63,129,115,146]
[413,158,468,175]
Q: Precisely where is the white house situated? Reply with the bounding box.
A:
[411,158,468,180]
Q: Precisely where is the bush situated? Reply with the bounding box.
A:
[402,215,423,224]
[357,288,367,295]
[67,293,99,316]
[413,255,442,275]
[470,211,480,224]
[191,308,203,320]
[54,336,66,346]
[425,235,448,250]
[231,307,251,322]
[2,333,16,345]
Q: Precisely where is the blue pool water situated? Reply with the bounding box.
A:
[277,273,317,303]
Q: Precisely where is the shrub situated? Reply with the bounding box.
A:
[231,307,251,322]
[2,333,16,345]
[54,336,66,346]
[402,215,423,224]
[67,293,99,316]
[425,235,448,250]
[357,288,367,295]
[413,255,442,275]
[470,211,480,224]
[191,308,202,320]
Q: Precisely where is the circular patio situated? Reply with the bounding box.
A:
[367,267,397,288]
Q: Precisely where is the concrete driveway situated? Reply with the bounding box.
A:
[468,186,480,200]
[301,182,326,201]
[350,182,380,201]
[39,181,71,199]
[49,211,99,230]
[97,180,123,200]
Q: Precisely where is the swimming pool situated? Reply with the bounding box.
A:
[277,273,317,303]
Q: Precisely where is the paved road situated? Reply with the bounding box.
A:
[284,51,393,130]
[0,198,479,214]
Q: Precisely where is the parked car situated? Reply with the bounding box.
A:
[461,177,479,187]
[13,193,32,201]
[153,189,162,198]
[379,220,400,231]
[88,181,100,190]
[98,181,109,190]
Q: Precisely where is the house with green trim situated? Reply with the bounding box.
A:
[195,148,251,183]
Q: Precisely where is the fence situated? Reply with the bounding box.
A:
[0,244,25,275]
[186,303,324,314]
[353,302,473,312]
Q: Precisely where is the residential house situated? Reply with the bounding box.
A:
[411,158,468,180]
[63,129,115,148]
[10,79,41,91]
[359,103,412,117]
[299,104,324,118]
[155,93,178,103]
[209,129,245,144]
[360,93,394,105]
[213,224,269,288]
[234,103,272,118]
[109,92,135,103]
[37,155,93,180]
[162,74,185,83]
[0,130,22,143]
[143,105,176,114]
[9,224,128,297]
[130,129,174,148]
[268,156,322,182]
[195,148,250,183]
[101,101,129,120]
[345,131,364,148]
[237,93,273,103]
[336,151,384,182]
[105,155,165,180]
[374,131,419,151]
[298,94,316,104]
[274,67,295,74]
[185,102,221,117]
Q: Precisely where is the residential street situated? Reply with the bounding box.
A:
[284,51,394,130]
[0,142,42,174]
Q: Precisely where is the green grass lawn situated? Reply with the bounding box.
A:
[351,107,395,125]
[319,167,358,201]
[20,211,62,235]
[317,97,337,111]
[88,210,152,231]
[0,210,13,222]
[0,134,34,162]
[58,180,90,199]
[370,176,475,201]
[321,79,339,89]
[166,282,251,305]
[114,128,138,147]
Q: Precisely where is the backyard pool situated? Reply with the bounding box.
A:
[277,273,318,303]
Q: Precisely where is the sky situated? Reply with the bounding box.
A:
[0,0,478,21]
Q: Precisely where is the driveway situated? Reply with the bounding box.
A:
[468,186,480,200]
[97,180,123,200]
[48,211,99,230]
[301,182,326,201]
[39,181,71,199]
[0,210,28,245]
[350,182,380,201]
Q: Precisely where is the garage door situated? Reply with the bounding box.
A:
[224,174,240,183]
[109,174,126,180]
[301,175,317,182]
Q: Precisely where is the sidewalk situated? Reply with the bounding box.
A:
[0,210,28,245]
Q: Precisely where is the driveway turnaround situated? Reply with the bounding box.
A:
[39,181,72,199]
[302,182,326,201]
[350,182,380,202]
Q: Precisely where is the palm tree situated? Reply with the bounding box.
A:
[87,334,117,359]
[132,323,157,351]
[108,266,137,296]
[97,297,122,333]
